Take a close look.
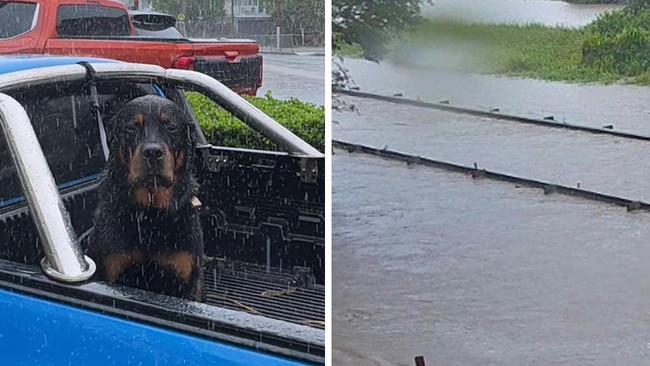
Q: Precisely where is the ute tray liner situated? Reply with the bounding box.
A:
[203,260,324,329]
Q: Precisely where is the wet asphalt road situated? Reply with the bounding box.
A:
[259,53,325,106]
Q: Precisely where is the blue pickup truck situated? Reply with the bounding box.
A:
[0,55,325,365]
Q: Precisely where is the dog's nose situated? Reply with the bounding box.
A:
[142,143,164,161]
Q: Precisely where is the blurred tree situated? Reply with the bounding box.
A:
[261,0,325,34]
[151,0,226,22]
[333,0,431,62]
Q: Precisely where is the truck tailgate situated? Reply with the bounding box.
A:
[43,38,259,67]
[43,38,262,93]
[44,38,191,67]
[191,54,262,89]
[189,41,260,56]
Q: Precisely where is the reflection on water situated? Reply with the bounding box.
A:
[423,0,621,27]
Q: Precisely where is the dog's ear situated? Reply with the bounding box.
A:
[106,114,122,150]
[182,110,197,148]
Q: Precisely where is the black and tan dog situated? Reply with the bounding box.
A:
[87,95,204,301]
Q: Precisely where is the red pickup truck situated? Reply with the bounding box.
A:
[0,0,262,95]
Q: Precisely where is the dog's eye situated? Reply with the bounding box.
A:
[124,124,140,134]
[166,125,179,133]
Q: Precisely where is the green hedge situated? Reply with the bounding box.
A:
[186,91,325,152]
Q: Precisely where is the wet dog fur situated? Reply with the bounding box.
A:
[86,95,204,301]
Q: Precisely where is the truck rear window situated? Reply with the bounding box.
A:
[0,2,38,39]
[0,81,157,208]
[56,4,130,37]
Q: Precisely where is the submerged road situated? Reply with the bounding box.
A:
[333,151,650,365]
[335,96,650,204]
[338,58,650,135]
[333,90,650,364]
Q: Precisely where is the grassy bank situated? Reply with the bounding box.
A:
[336,5,650,85]
[186,91,325,152]
[397,21,623,83]
[334,23,612,82]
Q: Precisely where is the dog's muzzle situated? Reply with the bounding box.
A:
[131,142,175,188]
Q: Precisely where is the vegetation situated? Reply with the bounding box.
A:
[581,2,650,78]
[261,0,325,35]
[186,91,325,152]
[399,21,615,83]
[336,0,650,86]
[355,0,650,86]
[152,0,226,22]
[373,0,649,84]
[333,0,432,61]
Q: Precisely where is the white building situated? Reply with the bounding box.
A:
[230,0,268,17]
[228,0,271,34]
[119,0,271,34]
[119,0,152,10]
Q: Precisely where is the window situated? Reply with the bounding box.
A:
[56,4,130,37]
[0,81,157,207]
[0,2,38,39]
[131,14,184,38]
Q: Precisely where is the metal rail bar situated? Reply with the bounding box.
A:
[333,139,650,212]
[0,93,95,282]
[334,88,650,143]
[0,63,323,157]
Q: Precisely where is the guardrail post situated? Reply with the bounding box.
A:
[415,355,426,366]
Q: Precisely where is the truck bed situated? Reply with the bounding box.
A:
[205,261,325,328]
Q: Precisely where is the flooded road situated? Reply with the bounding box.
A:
[337,58,650,135]
[260,53,324,106]
[422,0,620,27]
[335,97,650,202]
[333,2,650,365]
[333,151,650,365]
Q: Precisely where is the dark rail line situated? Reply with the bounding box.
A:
[334,88,650,143]
[333,139,650,212]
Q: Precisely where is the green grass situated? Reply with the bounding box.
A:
[397,21,626,84]
[186,91,325,152]
[334,38,364,58]
[335,18,650,85]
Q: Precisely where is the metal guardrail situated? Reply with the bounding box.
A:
[333,139,650,212]
[0,94,95,282]
[334,88,650,143]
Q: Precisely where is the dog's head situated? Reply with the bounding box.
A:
[110,95,196,210]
